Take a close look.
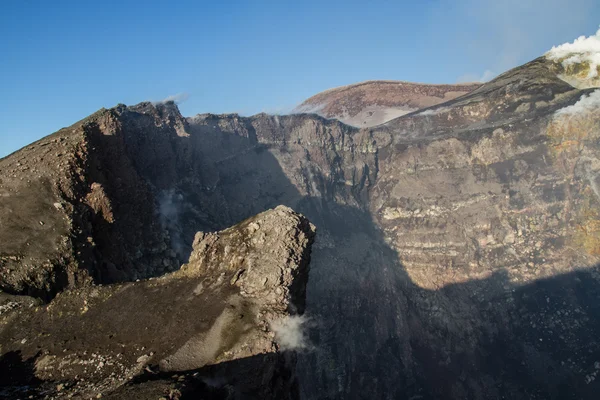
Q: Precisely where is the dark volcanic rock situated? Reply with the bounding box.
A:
[0,206,315,399]
[0,105,183,299]
[2,53,600,400]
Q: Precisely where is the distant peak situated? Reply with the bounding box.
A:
[294,80,481,127]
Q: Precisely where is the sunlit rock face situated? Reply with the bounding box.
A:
[3,33,600,399]
[0,206,315,399]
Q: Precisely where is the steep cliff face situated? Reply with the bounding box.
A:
[0,107,183,299]
[0,206,315,399]
[374,57,589,286]
[2,52,600,399]
[359,57,600,399]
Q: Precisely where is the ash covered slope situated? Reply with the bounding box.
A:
[0,205,315,399]
[0,105,185,299]
[2,31,600,400]
[294,80,481,127]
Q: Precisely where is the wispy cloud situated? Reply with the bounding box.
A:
[456,70,496,83]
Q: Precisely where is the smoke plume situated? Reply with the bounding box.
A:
[555,90,600,116]
[153,92,190,105]
[547,27,600,79]
[157,189,190,259]
[271,315,312,351]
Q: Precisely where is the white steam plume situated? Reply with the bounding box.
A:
[547,27,600,79]
[271,315,312,351]
[555,90,600,116]
[292,102,326,116]
[430,0,598,84]
[157,189,189,259]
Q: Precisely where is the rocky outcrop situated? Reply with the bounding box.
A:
[0,206,315,399]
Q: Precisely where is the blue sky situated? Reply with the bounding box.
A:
[1,0,599,157]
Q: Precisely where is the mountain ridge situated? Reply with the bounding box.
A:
[294,79,482,127]
[2,49,600,399]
